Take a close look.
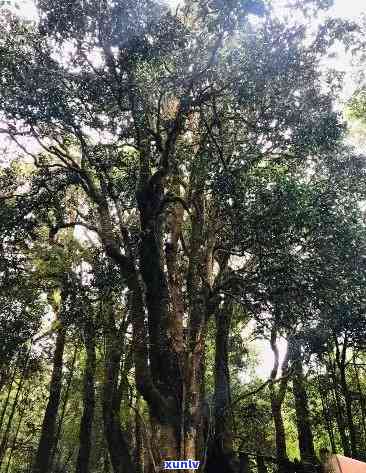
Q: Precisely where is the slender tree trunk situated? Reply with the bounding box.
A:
[76,320,96,473]
[59,447,75,472]
[339,364,358,458]
[256,454,268,473]
[0,355,28,467]
[352,355,366,443]
[0,379,14,438]
[239,453,251,473]
[327,355,350,457]
[3,413,22,473]
[214,300,232,447]
[317,375,336,453]
[3,385,29,473]
[269,330,290,473]
[134,397,144,473]
[334,338,358,457]
[32,327,66,473]
[102,305,135,473]
[271,401,287,472]
[52,345,78,469]
[104,448,111,473]
[207,298,238,473]
[0,359,18,435]
[332,386,350,456]
[292,353,317,471]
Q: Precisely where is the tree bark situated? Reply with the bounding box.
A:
[104,448,111,473]
[0,364,27,468]
[76,319,96,473]
[137,180,182,466]
[239,453,252,473]
[102,304,135,473]
[327,353,351,457]
[317,375,336,453]
[269,330,290,473]
[32,327,66,473]
[52,345,78,469]
[291,348,317,471]
[256,454,268,473]
[96,198,176,462]
[332,381,350,456]
[93,116,214,469]
[352,354,366,443]
[271,402,287,472]
[334,338,358,457]
[183,187,214,466]
[0,358,18,435]
[206,298,238,473]
[3,384,29,473]
[134,398,144,473]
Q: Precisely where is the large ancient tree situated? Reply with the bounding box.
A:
[0,0,361,472]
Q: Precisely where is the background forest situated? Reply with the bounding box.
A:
[0,0,366,472]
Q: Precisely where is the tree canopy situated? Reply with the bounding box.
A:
[0,1,365,473]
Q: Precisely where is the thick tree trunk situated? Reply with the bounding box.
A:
[32,327,66,473]
[103,373,135,473]
[152,421,180,466]
[137,178,181,398]
[183,194,214,467]
[183,340,206,466]
[137,187,183,469]
[98,183,182,468]
[96,132,212,470]
[76,320,96,473]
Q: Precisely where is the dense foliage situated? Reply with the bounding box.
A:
[0,1,365,473]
